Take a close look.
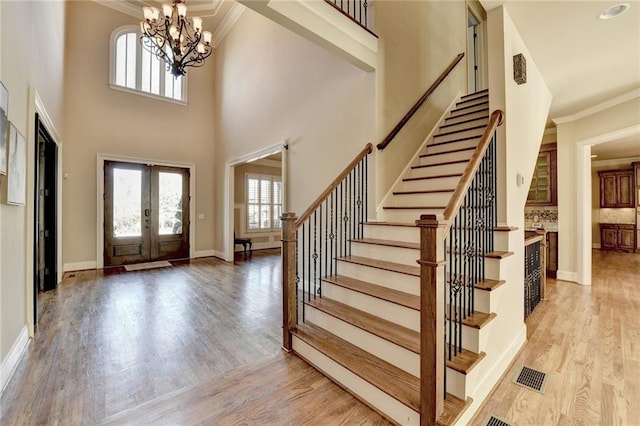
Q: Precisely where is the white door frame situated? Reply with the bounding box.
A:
[96,154,196,269]
[575,124,640,285]
[224,142,287,261]
[25,88,63,337]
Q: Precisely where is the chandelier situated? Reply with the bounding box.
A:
[140,0,213,77]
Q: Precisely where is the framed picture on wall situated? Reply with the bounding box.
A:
[7,122,26,205]
[0,81,8,175]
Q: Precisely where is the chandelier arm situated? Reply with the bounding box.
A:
[140,35,172,65]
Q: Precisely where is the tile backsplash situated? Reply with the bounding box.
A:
[598,208,636,224]
[524,206,558,231]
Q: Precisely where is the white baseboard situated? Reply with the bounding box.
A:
[234,242,281,252]
[1,326,30,396]
[556,270,578,283]
[213,250,226,260]
[63,261,97,272]
[194,250,216,258]
[592,243,601,249]
[454,324,527,426]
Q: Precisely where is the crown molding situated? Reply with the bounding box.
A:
[212,3,246,48]
[96,0,143,19]
[591,156,640,167]
[553,88,640,124]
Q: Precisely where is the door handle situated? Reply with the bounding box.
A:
[145,208,150,217]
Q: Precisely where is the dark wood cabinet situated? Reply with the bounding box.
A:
[598,169,634,208]
[527,143,557,206]
[600,223,635,252]
[546,231,558,278]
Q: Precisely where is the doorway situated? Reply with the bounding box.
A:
[33,114,58,325]
[467,8,487,94]
[103,160,190,266]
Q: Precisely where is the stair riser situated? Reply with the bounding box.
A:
[460,90,488,101]
[417,149,473,166]
[378,209,443,223]
[292,337,420,425]
[363,224,420,245]
[398,176,461,193]
[337,260,420,296]
[426,138,480,155]
[455,96,489,110]
[351,242,419,267]
[445,109,489,126]
[445,324,480,353]
[439,118,489,134]
[446,364,482,400]
[494,232,510,251]
[449,102,489,118]
[386,191,454,208]
[442,257,500,281]
[410,162,468,178]
[305,306,420,376]
[433,127,485,144]
[322,281,420,331]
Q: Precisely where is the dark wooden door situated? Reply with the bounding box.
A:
[618,227,635,251]
[616,172,633,207]
[600,174,617,207]
[104,161,190,267]
[601,226,618,250]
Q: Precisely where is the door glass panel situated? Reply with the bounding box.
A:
[158,172,183,235]
[113,168,142,237]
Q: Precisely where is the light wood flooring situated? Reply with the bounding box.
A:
[471,250,640,425]
[0,250,388,425]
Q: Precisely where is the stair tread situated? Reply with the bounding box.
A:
[420,146,476,157]
[475,278,506,291]
[439,394,473,426]
[456,93,488,105]
[440,117,489,131]
[293,323,420,412]
[485,251,514,259]
[403,173,463,182]
[338,255,420,277]
[430,134,482,146]
[451,100,489,114]
[393,189,455,195]
[494,225,519,232]
[383,206,446,211]
[352,238,420,250]
[306,296,420,353]
[434,124,487,138]
[445,306,497,329]
[446,348,486,375]
[364,221,418,228]
[447,107,489,120]
[323,274,420,310]
[412,159,468,169]
[460,89,488,100]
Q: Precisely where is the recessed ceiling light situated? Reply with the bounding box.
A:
[598,3,630,19]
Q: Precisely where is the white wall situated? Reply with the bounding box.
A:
[62,1,216,269]
[0,0,66,370]
[213,9,376,252]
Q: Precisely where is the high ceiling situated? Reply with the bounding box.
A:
[591,135,640,161]
[480,1,640,120]
[98,0,228,18]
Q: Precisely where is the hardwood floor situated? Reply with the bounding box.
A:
[471,250,640,425]
[1,250,388,425]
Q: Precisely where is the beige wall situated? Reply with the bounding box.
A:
[213,9,376,252]
[62,1,216,268]
[1,0,66,365]
[373,0,468,204]
[556,96,640,280]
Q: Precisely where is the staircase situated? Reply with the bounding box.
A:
[285,90,513,425]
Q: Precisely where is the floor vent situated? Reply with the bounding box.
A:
[513,365,548,393]
[485,415,511,426]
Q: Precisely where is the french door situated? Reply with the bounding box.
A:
[104,161,190,266]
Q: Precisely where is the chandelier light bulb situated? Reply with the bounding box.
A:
[162,4,172,18]
[192,16,202,32]
[169,25,179,40]
[150,7,160,21]
[202,31,212,45]
[142,6,154,21]
[196,43,205,54]
[177,3,187,17]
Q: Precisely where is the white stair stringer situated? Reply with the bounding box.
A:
[292,336,421,425]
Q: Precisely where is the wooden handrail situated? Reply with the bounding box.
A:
[295,143,373,229]
[443,109,505,223]
[377,53,465,151]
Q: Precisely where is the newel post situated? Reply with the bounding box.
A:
[281,212,298,352]
[416,214,446,425]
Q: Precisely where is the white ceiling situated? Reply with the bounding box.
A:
[591,136,640,161]
[97,0,227,18]
[480,1,640,120]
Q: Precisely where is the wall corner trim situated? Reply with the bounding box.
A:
[1,326,30,396]
[63,261,98,272]
[556,270,579,284]
[194,250,217,258]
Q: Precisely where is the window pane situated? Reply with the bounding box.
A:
[141,48,151,92]
[115,34,126,86]
[248,205,259,230]
[261,179,271,204]
[113,169,141,237]
[158,172,183,235]
[260,205,271,229]
[273,205,282,229]
[151,52,161,95]
[173,76,183,100]
[273,181,282,205]
[126,33,137,89]
[247,178,259,204]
